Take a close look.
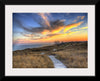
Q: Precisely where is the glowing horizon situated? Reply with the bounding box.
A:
[13,13,88,44]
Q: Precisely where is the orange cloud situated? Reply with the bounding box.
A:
[41,33,68,42]
[77,16,85,19]
[38,13,51,27]
[72,19,77,23]
[81,16,85,19]
[41,30,50,35]
[40,33,87,43]
[73,16,85,22]
[63,21,83,33]
[15,32,87,44]
[41,26,64,35]
[51,26,64,34]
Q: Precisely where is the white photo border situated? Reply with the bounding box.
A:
[5,5,95,76]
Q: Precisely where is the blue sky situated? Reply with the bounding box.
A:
[13,13,88,44]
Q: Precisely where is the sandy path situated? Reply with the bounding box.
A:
[48,55,67,68]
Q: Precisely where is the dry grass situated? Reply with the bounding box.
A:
[13,54,54,68]
[13,41,88,68]
[54,49,87,68]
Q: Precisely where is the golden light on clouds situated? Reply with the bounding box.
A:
[51,26,64,34]
[63,21,83,33]
[41,26,64,35]
[15,32,87,44]
[15,21,87,44]
[80,26,88,30]
[41,30,50,35]
[13,13,88,45]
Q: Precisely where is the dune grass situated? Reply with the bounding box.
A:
[13,41,88,68]
[54,49,87,68]
[13,54,54,68]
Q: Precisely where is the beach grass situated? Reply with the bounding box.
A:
[13,54,54,68]
[13,41,87,68]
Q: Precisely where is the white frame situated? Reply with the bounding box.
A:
[5,5,95,76]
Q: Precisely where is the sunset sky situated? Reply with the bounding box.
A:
[13,13,88,45]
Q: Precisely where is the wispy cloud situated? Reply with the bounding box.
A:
[77,16,85,20]
[66,26,88,35]
[15,18,66,34]
[63,21,83,33]
[51,26,64,34]
[21,33,34,37]
[38,13,51,28]
[80,26,88,30]
[81,16,85,19]
[41,30,50,35]
[15,17,84,41]
[72,16,85,22]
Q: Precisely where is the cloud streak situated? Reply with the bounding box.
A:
[21,33,34,37]
[15,17,84,41]
[63,21,83,33]
[38,13,51,28]
[73,16,85,22]
[14,13,87,43]
[15,18,66,34]
[80,26,88,30]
